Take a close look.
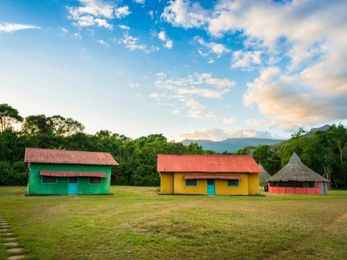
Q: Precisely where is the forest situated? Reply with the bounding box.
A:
[0,103,346,188]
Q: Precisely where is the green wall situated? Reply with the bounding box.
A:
[27,163,112,195]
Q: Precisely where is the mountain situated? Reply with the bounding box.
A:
[302,124,331,138]
[182,138,284,153]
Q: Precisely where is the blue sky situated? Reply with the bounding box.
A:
[1,0,347,141]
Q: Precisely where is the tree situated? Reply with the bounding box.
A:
[253,145,281,175]
[328,124,347,163]
[22,115,52,135]
[291,127,307,139]
[22,115,84,136]
[0,104,23,132]
[50,115,85,136]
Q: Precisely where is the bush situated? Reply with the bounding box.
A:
[0,161,27,185]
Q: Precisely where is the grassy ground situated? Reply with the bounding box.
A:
[0,186,346,260]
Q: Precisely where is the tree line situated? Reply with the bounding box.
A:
[0,103,346,188]
[252,126,347,188]
[0,104,207,186]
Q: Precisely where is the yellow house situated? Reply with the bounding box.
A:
[157,154,261,195]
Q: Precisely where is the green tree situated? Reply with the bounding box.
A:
[291,127,307,139]
[50,115,85,136]
[22,115,53,135]
[0,104,23,132]
[253,145,280,175]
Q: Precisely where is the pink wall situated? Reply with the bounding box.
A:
[268,181,329,195]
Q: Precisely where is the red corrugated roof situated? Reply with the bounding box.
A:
[40,170,106,178]
[157,154,261,173]
[25,148,118,166]
[184,175,240,180]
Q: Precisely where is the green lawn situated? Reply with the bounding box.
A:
[0,186,347,260]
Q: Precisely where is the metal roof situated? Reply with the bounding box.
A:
[40,170,107,178]
[157,154,261,173]
[25,147,118,166]
[267,152,328,182]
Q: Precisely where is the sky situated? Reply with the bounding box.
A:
[1,0,347,141]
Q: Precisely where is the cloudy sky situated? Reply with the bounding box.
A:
[1,0,347,141]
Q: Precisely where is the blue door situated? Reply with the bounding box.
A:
[207,179,215,195]
[322,182,326,195]
[68,177,78,195]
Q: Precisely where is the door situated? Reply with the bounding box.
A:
[322,182,326,195]
[207,179,215,195]
[68,177,78,195]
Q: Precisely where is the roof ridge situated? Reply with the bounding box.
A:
[25,147,111,154]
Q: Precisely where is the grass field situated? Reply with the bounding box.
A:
[0,186,347,260]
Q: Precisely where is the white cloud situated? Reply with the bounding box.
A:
[161,0,209,29]
[151,72,235,119]
[195,36,229,63]
[134,0,145,4]
[184,99,216,119]
[223,117,235,125]
[179,128,273,141]
[149,93,159,99]
[129,82,141,88]
[155,72,235,98]
[246,119,274,128]
[119,24,130,30]
[67,0,131,30]
[195,36,229,55]
[114,6,131,19]
[162,0,347,129]
[97,39,109,48]
[148,10,155,19]
[244,66,347,129]
[231,50,262,71]
[158,30,173,49]
[119,33,158,53]
[73,32,82,40]
[59,27,69,34]
[0,23,41,33]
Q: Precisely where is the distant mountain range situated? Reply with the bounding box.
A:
[182,138,284,153]
[182,125,332,153]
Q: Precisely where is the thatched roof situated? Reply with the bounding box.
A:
[267,152,328,182]
[259,164,271,183]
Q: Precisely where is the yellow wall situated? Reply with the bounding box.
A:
[159,173,174,194]
[215,174,249,195]
[159,172,260,195]
[247,173,260,195]
[173,173,207,195]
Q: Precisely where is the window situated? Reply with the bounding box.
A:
[228,179,239,187]
[89,177,101,184]
[185,179,197,186]
[304,181,316,188]
[42,176,57,184]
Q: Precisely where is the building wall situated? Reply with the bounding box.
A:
[268,181,329,195]
[159,172,260,195]
[159,173,174,194]
[215,174,249,195]
[248,173,260,195]
[173,173,207,194]
[27,163,112,195]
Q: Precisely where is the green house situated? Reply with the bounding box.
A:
[24,148,118,195]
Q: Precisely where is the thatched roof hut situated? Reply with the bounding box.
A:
[259,164,271,185]
[267,152,329,195]
[268,153,327,182]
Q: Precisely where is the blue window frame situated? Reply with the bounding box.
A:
[228,179,239,187]
[185,179,197,186]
